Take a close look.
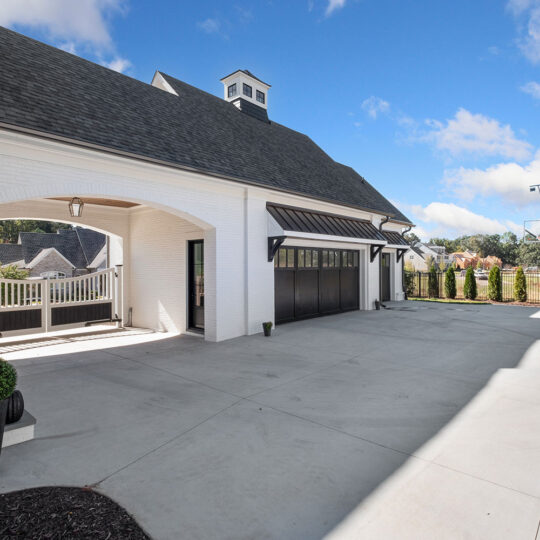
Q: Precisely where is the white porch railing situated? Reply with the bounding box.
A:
[0,266,123,337]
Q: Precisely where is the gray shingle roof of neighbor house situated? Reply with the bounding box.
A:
[0,244,25,265]
[409,245,425,258]
[16,228,106,269]
[0,27,411,224]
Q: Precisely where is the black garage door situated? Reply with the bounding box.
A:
[275,247,359,324]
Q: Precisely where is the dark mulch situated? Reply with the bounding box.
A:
[0,486,150,539]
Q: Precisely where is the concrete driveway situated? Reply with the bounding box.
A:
[1,302,539,539]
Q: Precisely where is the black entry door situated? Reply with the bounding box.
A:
[381,252,391,302]
[274,247,359,324]
[188,240,204,331]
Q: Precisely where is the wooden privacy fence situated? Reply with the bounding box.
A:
[0,266,123,337]
[407,270,540,303]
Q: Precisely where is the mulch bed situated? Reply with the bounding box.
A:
[0,486,150,539]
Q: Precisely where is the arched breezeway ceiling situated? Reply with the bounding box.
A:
[0,194,213,234]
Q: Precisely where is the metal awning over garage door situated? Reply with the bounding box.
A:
[267,204,386,324]
[267,203,386,241]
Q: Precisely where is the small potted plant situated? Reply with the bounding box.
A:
[262,321,273,337]
[0,359,17,455]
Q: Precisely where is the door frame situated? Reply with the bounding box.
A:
[187,239,204,332]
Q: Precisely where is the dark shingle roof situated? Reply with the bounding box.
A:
[0,27,411,224]
[0,244,24,265]
[17,228,105,268]
[409,246,425,258]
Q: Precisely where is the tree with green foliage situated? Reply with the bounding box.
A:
[404,232,421,246]
[0,359,17,401]
[428,265,439,298]
[476,259,483,270]
[463,266,477,300]
[444,266,456,299]
[0,220,71,244]
[514,266,527,302]
[424,255,435,270]
[0,264,29,280]
[487,265,502,301]
[517,241,540,267]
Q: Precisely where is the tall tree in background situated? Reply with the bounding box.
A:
[404,232,421,246]
[0,220,71,244]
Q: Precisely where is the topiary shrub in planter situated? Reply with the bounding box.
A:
[428,265,439,298]
[444,266,456,299]
[0,359,17,455]
[262,321,273,337]
[487,265,502,302]
[514,266,527,302]
[463,267,477,300]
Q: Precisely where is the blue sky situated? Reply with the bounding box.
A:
[2,0,540,239]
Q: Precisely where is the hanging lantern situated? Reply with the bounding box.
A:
[68,197,84,217]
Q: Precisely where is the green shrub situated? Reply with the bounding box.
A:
[463,267,477,300]
[0,359,17,401]
[444,266,456,299]
[514,266,527,302]
[404,269,416,297]
[487,265,502,301]
[428,265,439,298]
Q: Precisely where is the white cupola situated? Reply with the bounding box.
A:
[220,69,271,122]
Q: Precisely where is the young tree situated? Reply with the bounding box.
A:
[428,265,439,298]
[476,259,483,270]
[444,265,456,299]
[463,266,477,300]
[424,255,435,270]
[514,266,527,302]
[487,265,502,301]
[404,232,421,246]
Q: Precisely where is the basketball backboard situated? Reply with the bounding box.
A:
[524,220,540,243]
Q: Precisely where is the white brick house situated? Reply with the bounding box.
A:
[0,28,413,341]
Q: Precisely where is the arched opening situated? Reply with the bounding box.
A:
[0,196,214,339]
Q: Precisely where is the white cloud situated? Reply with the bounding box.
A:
[507,0,540,63]
[0,0,124,47]
[423,108,532,161]
[102,56,131,73]
[326,0,346,16]
[409,202,521,237]
[198,17,221,34]
[445,150,540,205]
[521,80,540,98]
[0,0,130,69]
[361,96,390,119]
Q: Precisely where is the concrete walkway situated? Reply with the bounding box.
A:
[1,302,539,539]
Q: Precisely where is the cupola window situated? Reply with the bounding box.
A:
[256,90,265,104]
[227,83,237,98]
[243,83,252,97]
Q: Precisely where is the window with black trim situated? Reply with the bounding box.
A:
[243,83,252,98]
[256,90,265,104]
[228,84,237,98]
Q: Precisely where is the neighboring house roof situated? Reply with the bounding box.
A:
[25,247,75,269]
[409,246,425,258]
[0,27,411,224]
[0,244,24,265]
[14,228,106,269]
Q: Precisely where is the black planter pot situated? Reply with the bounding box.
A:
[0,399,8,457]
[6,390,24,425]
[263,325,272,337]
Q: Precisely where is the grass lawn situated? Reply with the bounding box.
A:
[408,297,489,305]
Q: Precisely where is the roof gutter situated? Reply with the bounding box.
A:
[0,122,413,225]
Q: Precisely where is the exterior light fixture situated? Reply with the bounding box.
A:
[530,184,540,193]
[68,197,84,217]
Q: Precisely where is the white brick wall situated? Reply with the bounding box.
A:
[0,129,408,340]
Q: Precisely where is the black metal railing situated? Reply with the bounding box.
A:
[406,270,540,303]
